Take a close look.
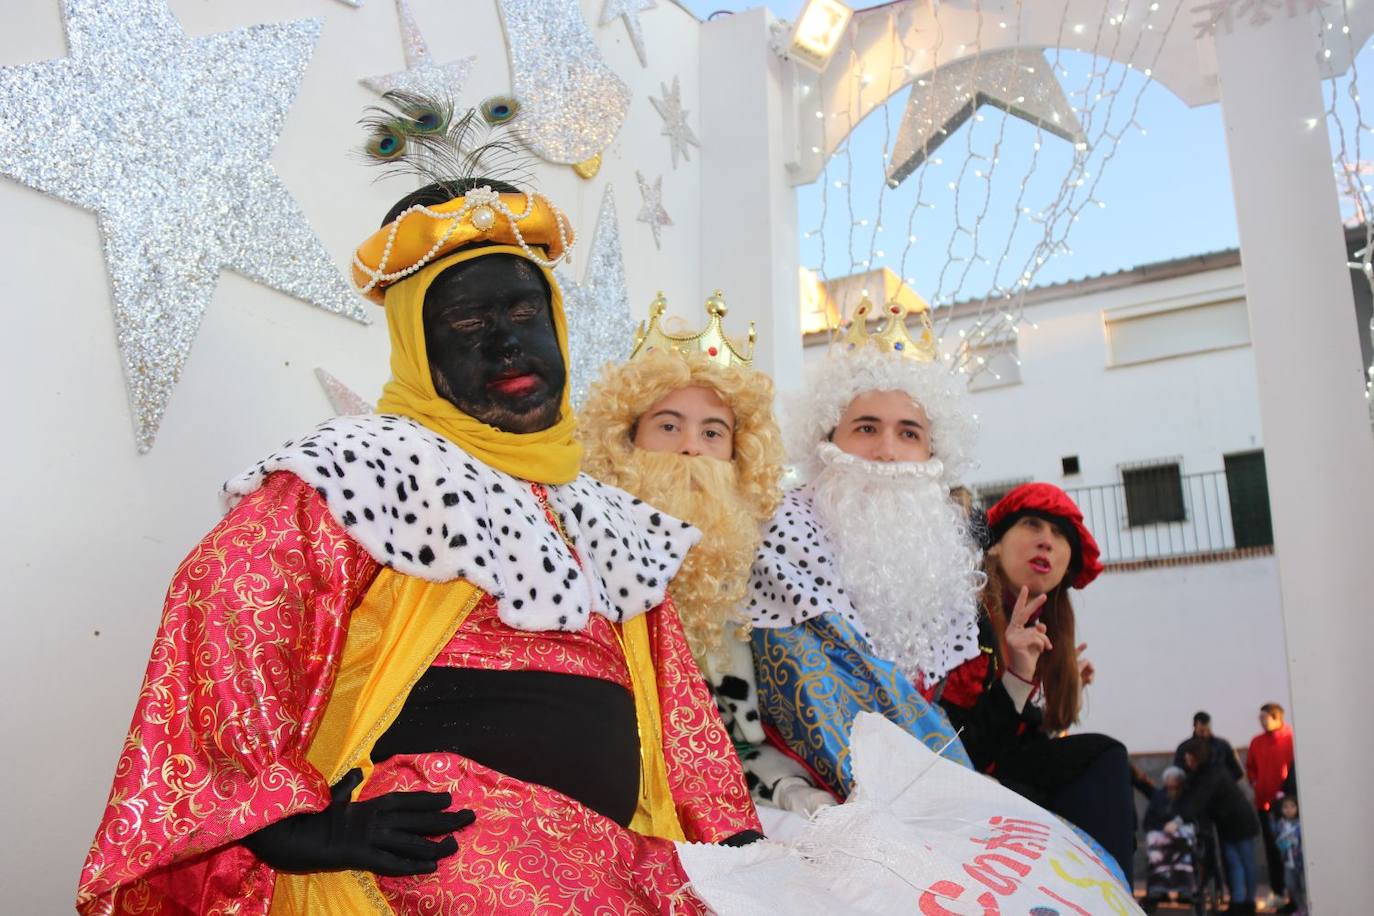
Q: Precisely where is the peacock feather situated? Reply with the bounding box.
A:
[480,95,520,126]
[359,91,533,194]
[364,118,408,160]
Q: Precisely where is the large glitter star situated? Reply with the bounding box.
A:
[556,186,633,408]
[599,0,658,68]
[0,0,367,452]
[496,0,630,165]
[360,0,475,97]
[635,171,673,251]
[886,49,1085,187]
[649,76,701,170]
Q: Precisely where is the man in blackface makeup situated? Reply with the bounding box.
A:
[77,96,759,916]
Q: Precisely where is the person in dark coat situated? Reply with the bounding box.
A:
[1142,767,1198,905]
[1174,710,1244,782]
[1178,736,1262,914]
[1143,767,1187,833]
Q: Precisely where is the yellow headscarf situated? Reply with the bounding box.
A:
[376,245,582,484]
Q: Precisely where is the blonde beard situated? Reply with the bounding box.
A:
[593,449,760,670]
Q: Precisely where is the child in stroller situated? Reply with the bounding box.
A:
[1142,767,1222,913]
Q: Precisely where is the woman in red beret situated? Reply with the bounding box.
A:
[930,482,1136,880]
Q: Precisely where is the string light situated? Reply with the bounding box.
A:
[1319,0,1374,422]
[801,0,1180,376]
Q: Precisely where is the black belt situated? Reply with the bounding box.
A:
[372,667,641,827]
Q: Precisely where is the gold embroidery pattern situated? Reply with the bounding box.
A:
[652,595,761,841]
[754,615,966,797]
[432,594,632,688]
[78,473,380,915]
[365,752,706,914]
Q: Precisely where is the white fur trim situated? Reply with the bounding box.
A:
[222,415,699,632]
[745,488,868,635]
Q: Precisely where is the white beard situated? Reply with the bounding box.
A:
[810,442,984,680]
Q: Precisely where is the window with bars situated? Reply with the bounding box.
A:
[1122,462,1186,526]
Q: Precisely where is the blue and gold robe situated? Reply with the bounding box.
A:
[752,610,970,798]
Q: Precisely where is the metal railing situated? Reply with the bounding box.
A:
[1064,470,1272,565]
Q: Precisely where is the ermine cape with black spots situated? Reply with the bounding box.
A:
[746,485,980,683]
[223,414,700,633]
[746,487,863,631]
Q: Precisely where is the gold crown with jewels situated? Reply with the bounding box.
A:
[837,297,938,361]
[629,290,757,369]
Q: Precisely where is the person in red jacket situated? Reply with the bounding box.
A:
[1247,702,1296,905]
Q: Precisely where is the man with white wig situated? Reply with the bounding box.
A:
[747,301,985,800]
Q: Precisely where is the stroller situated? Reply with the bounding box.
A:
[1141,819,1224,914]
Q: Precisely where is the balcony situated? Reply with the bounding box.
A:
[1064,464,1273,568]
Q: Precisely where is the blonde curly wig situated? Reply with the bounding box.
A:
[577,348,785,667]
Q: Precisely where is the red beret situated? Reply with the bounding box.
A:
[986,482,1103,589]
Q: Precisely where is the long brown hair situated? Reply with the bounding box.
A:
[981,556,1081,732]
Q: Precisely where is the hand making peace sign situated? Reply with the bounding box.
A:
[1004,586,1051,683]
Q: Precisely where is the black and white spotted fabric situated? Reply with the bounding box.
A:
[748,486,982,682]
[745,487,869,639]
[704,635,766,746]
[222,415,699,633]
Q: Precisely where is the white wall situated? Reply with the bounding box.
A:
[1074,556,1289,754]
[951,263,1264,490]
[0,1,708,909]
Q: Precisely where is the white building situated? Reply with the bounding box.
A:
[803,235,1370,755]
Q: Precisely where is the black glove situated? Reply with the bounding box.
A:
[242,769,475,876]
[720,829,765,847]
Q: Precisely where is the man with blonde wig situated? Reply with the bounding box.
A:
[748,301,985,799]
[580,293,834,817]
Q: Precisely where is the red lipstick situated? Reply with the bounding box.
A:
[488,372,539,397]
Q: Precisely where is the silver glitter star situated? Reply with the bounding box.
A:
[635,171,672,251]
[0,0,368,452]
[496,0,630,164]
[360,0,475,97]
[556,186,633,408]
[886,50,1085,187]
[599,0,658,68]
[649,76,700,170]
[315,368,375,415]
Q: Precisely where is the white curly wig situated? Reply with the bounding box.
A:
[786,347,979,484]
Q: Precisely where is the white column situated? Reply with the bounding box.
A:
[1215,16,1374,911]
[698,8,804,388]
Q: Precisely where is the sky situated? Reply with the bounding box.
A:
[679,0,1373,311]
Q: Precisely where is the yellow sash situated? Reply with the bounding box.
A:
[269,570,683,915]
